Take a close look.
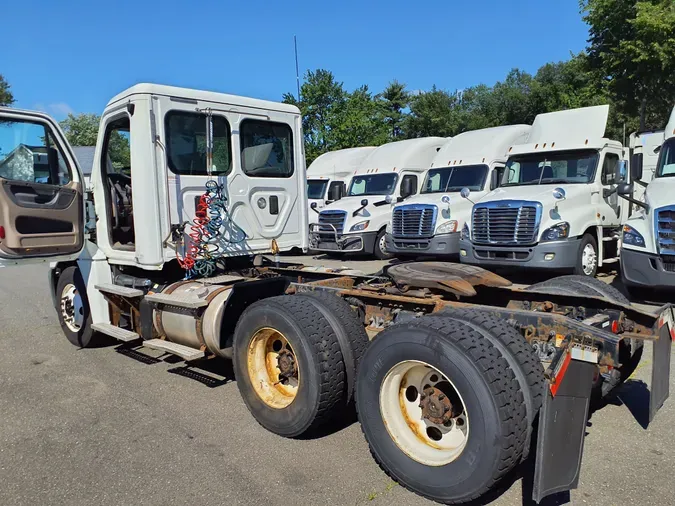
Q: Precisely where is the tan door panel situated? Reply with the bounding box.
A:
[0,179,83,258]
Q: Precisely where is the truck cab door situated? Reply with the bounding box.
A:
[599,150,623,224]
[0,109,84,267]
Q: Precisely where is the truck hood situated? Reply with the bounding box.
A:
[645,178,675,209]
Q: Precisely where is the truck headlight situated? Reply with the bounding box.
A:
[436,220,458,234]
[622,224,645,247]
[349,220,370,232]
[385,222,391,234]
[461,222,470,240]
[541,222,570,242]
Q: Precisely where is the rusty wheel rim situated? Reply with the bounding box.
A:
[247,328,299,409]
[380,360,469,466]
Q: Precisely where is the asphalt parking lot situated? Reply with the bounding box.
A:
[0,259,673,506]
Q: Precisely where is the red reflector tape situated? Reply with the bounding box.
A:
[0,226,5,239]
[550,351,572,397]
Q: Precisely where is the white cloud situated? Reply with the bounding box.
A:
[31,102,74,118]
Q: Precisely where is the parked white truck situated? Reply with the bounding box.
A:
[620,106,675,292]
[459,105,631,277]
[0,88,671,506]
[309,137,446,258]
[385,125,529,256]
[306,146,374,224]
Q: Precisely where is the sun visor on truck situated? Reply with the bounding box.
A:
[527,105,609,146]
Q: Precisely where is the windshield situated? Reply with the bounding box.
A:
[501,150,599,187]
[307,179,328,199]
[422,165,489,193]
[348,173,398,196]
[656,138,675,178]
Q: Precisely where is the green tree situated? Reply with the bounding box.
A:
[60,113,100,145]
[404,86,460,138]
[377,80,410,139]
[283,69,347,162]
[60,113,130,169]
[0,74,14,106]
[333,85,388,148]
[582,0,675,131]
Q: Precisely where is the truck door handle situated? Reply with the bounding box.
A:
[269,195,279,215]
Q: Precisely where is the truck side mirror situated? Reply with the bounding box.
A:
[617,182,633,196]
[490,170,500,190]
[360,198,369,207]
[328,183,343,202]
[400,177,414,199]
[631,153,643,181]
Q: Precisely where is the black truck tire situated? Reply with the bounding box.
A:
[295,291,369,405]
[374,229,392,260]
[232,295,346,437]
[437,308,545,458]
[56,266,99,348]
[356,316,527,504]
[527,275,641,398]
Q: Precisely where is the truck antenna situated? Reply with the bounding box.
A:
[294,35,301,101]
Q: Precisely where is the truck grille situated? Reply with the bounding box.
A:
[472,201,541,245]
[656,206,675,255]
[318,210,347,240]
[392,205,437,238]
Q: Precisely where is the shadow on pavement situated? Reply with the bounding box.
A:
[605,379,651,429]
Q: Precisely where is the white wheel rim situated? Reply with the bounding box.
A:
[379,234,387,253]
[380,360,469,466]
[60,283,84,332]
[581,243,597,275]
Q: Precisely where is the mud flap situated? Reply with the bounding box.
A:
[532,359,595,503]
[650,314,673,423]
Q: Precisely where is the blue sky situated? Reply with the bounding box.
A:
[2,0,589,120]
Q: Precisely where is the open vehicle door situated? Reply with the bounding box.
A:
[0,108,85,267]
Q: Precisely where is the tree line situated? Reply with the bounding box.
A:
[283,0,675,163]
[2,1,673,166]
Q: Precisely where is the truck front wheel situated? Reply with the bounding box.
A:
[56,266,97,348]
[232,295,346,437]
[356,317,527,504]
[374,229,392,260]
[574,233,598,277]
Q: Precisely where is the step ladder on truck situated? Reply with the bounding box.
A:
[0,89,671,505]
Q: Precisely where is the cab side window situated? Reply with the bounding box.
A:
[0,119,71,185]
[240,120,293,178]
[601,153,619,185]
[165,111,232,175]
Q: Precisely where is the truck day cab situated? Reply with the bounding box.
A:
[0,88,671,506]
[620,106,675,292]
[306,146,374,225]
[309,137,446,259]
[460,105,631,277]
[385,125,529,257]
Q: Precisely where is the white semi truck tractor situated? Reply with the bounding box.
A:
[385,125,529,257]
[306,146,375,225]
[620,106,675,293]
[459,105,633,277]
[0,89,671,505]
[309,137,446,259]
